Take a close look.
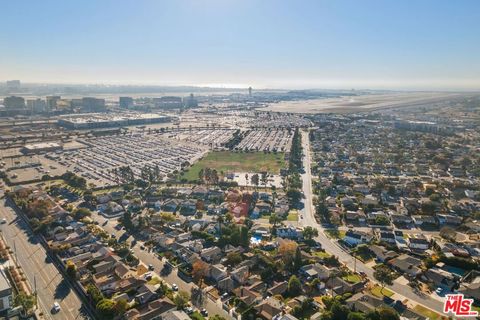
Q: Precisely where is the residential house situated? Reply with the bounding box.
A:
[277,226,303,240]
[377,231,396,244]
[344,229,373,246]
[255,297,283,320]
[407,235,430,251]
[267,281,288,296]
[299,263,331,281]
[388,254,422,278]
[124,297,176,320]
[369,245,398,262]
[201,247,222,263]
[423,268,458,291]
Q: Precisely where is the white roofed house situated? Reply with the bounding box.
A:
[344,229,373,246]
[277,226,303,240]
[407,234,430,251]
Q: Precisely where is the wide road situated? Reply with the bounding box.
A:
[0,198,90,320]
[298,130,445,313]
[92,212,232,319]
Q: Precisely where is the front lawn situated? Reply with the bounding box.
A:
[370,285,394,298]
[342,274,362,284]
[313,251,331,259]
[190,311,205,320]
[325,229,346,239]
[413,305,443,320]
[286,210,298,221]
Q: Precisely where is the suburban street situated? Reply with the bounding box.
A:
[92,212,232,319]
[298,130,445,314]
[0,198,90,320]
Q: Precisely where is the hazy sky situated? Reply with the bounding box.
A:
[1,0,480,90]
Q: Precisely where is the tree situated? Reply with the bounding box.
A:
[122,211,134,231]
[260,172,268,188]
[114,299,128,315]
[73,207,92,220]
[366,307,399,320]
[210,316,227,320]
[374,215,390,226]
[294,246,303,270]
[96,298,116,319]
[269,213,282,228]
[288,275,302,296]
[86,284,104,304]
[66,260,77,279]
[14,293,36,313]
[190,286,206,308]
[173,291,190,309]
[251,174,259,189]
[287,188,302,205]
[83,189,94,203]
[302,226,319,240]
[192,260,209,284]
[373,265,395,295]
[278,239,298,268]
[225,252,243,266]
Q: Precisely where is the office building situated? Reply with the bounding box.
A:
[183,93,198,108]
[3,96,25,109]
[81,97,106,112]
[119,96,134,108]
[46,95,61,111]
[153,96,183,109]
[6,80,20,92]
[27,98,47,113]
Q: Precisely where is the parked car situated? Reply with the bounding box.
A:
[172,283,178,291]
[52,302,61,313]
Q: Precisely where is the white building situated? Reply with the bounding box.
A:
[0,269,12,311]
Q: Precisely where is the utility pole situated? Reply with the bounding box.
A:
[34,274,38,308]
[354,254,357,273]
[13,240,17,262]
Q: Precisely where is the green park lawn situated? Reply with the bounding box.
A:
[182,151,286,181]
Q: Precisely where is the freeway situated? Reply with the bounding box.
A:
[92,212,232,319]
[298,130,445,314]
[0,198,90,320]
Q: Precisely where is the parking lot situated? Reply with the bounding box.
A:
[161,129,235,148]
[56,134,207,186]
[236,129,293,152]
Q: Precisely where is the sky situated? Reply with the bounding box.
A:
[1,0,480,90]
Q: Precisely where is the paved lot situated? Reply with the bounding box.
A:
[0,199,90,320]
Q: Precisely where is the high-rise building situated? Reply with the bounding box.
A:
[82,97,106,112]
[248,86,252,97]
[46,95,61,111]
[27,98,47,113]
[183,93,198,108]
[153,96,183,109]
[6,80,21,92]
[119,96,134,108]
[3,96,25,109]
